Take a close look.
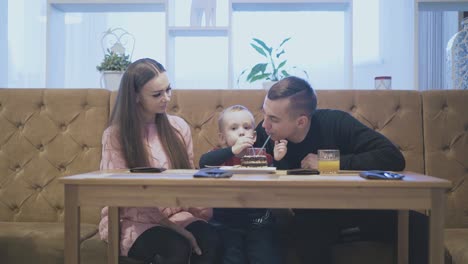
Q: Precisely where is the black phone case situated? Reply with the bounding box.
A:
[359,170,405,180]
[194,168,233,178]
[286,168,320,175]
[130,167,166,173]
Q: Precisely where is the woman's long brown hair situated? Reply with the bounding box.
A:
[109,58,191,169]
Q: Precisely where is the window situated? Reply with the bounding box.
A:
[232,10,345,89]
[4,0,397,89]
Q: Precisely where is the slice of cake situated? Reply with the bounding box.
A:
[241,155,268,167]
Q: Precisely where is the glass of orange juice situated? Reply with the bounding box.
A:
[318,149,340,174]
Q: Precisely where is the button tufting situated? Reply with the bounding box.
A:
[82,144,89,151]
[15,165,21,172]
[11,205,19,213]
[194,126,201,132]
[82,102,88,108]
[350,106,357,112]
[60,124,67,131]
[38,102,45,109]
[442,145,450,152]
[172,106,179,112]
[216,105,224,111]
[58,165,66,172]
[37,144,44,151]
[395,105,401,111]
[16,123,23,129]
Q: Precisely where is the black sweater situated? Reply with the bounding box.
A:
[255,109,405,171]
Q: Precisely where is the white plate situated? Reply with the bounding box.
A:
[219,165,276,174]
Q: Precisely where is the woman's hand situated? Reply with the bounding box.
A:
[180,229,202,255]
[158,218,202,255]
[274,140,288,161]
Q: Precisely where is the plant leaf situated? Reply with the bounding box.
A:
[281,70,290,78]
[279,37,291,48]
[250,44,268,58]
[237,69,248,87]
[277,60,287,70]
[250,73,271,83]
[252,38,272,55]
[246,63,268,81]
[276,50,285,58]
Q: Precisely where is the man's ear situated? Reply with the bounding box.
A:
[296,115,309,128]
[136,94,141,103]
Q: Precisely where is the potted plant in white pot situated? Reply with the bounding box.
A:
[97,28,134,90]
[237,37,309,90]
[97,48,131,90]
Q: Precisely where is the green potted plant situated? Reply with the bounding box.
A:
[97,48,131,90]
[238,37,308,89]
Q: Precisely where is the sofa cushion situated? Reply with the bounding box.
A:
[80,232,108,264]
[422,91,468,228]
[446,228,468,264]
[316,90,424,174]
[0,221,97,264]
[0,89,109,225]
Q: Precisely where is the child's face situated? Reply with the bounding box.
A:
[219,110,256,147]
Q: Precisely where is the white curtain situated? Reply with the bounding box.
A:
[418,11,458,90]
[6,0,107,88]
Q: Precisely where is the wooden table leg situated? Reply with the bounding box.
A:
[397,210,409,264]
[108,207,119,264]
[430,189,445,264]
[64,185,80,264]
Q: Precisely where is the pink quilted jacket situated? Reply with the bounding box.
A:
[98,115,212,256]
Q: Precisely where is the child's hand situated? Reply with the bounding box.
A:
[274,140,288,161]
[231,135,255,155]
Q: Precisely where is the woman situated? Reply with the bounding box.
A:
[98,58,218,264]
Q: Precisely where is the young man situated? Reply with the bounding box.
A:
[254,76,427,264]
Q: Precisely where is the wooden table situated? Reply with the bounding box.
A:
[59,169,451,264]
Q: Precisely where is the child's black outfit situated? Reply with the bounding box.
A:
[200,147,281,264]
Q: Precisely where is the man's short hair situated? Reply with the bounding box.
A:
[218,105,255,132]
[267,76,317,118]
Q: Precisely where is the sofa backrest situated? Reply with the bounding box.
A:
[0,89,109,224]
[1,89,465,229]
[422,91,468,228]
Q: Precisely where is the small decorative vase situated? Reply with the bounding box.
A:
[374,76,392,90]
[446,18,468,90]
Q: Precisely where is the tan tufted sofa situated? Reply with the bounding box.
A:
[0,88,466,264]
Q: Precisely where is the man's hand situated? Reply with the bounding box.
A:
[274,140,288,161]
[301,153,318,169]
[231,136,255,155]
